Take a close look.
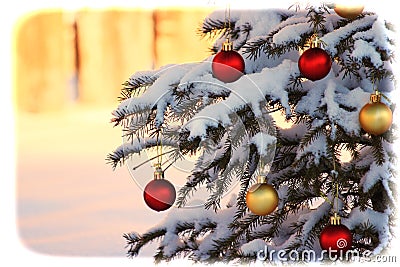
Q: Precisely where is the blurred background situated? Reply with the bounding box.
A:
[14,6,213,257]
[15,8,213,112]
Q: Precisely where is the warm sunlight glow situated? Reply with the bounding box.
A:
[4,1,399,266]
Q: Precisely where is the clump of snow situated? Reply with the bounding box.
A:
[240,239,267,256]
[113,64,191,121]
[353,18,395,52]
[273,21,311,45]
[322,15,377,55]
[322,81,370,135]
[344,207,391,255]
[351,39,383,68]
[296,135,328,165]
[251,132,277,157]
[295,85,325,117]
[359,145,395,205]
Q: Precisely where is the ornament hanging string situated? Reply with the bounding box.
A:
[131,128,173,171]
[130,127,194,172]
[370,74,392,104]
[131,149,176,171]
[224,3,231,39]
[319,146,341,212]
[156,129,163,166]
[371,73,380,97]
[156,128,181,172]
[331,157,339,214]
[258,152,265,176]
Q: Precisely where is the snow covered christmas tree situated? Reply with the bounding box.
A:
[107,4,396,263]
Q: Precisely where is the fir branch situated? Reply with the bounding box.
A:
[337,54,363,81]
[215,213,262,252]
[198,17,236,40]
[106,137,179,170]
[286,213,330,252]
[124,229,167,257]
[175,132,234,208]
[256,207,291,240]
[204,141,233,211]
[244,31,311,61]
[272,134,298,172]
[352,221,380,252]
[110,8,396,263]
[110,104,154,128]
[175,172,210,208]
[298,125,325,152]
[369,136,386,165]
[122,108,157,140]
[242,13,310,60]
[204,169,233,211]
[306,6,327,33]
[118,75,157,102]
[242,37,269,60]
[234,145,259,221]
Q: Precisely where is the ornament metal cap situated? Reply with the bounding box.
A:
[310,35,323,48]
[256,175,267,184]
[330,212,342,225]
[370,90,382,103]
[153,163,164,180]
[222,38,233,51]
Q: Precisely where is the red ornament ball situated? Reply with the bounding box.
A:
[319,224,352,253]
[298,47,332,81]
[212,50,245,83]
[143,179,176,212]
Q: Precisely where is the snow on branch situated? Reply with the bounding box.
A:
[112,64,190,124]
[106,135,179,169]
[353,19,396,53]
[351,39,384,68]
[109,7,396,262]
[344,207,391,255]
[125,203,237,260]
[321,81,370,136]
[183,59,299,140]
[250,132,277,158]
[322,15,377,56]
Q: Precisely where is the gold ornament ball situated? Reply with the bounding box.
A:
[334,5,364,19]
[246,183,279,216]
[359,102,392,135]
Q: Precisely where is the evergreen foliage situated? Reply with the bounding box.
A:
[108,5,396,263]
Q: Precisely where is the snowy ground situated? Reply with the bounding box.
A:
[16,105,162,257]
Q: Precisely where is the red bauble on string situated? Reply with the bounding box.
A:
[319,214,352,254]
[143,167,176,212]
[212,39,245,83]
[298,47,332,81]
